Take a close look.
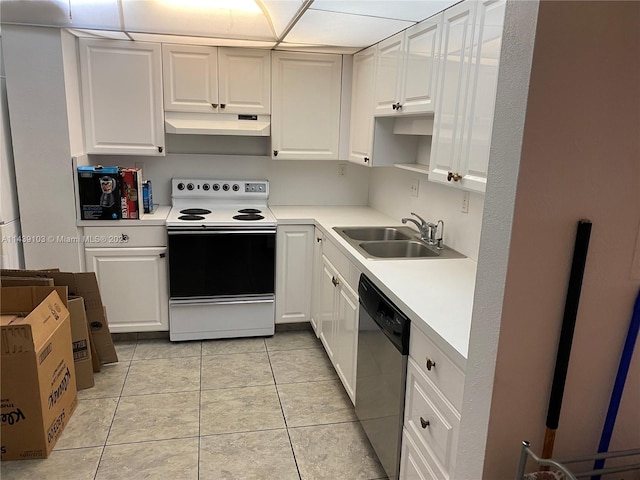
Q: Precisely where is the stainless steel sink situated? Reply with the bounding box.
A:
[333,226,466,260]
[334,226,413,241]
[359,240,440,258]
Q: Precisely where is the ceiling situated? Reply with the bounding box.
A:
[0,0,460,53]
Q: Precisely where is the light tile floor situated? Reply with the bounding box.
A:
[1,328,387,480]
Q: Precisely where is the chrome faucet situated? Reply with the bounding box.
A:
[401,213,445,249]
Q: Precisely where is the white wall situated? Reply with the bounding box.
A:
[89,154,370,207]
[369,166,484,260]
[459,2,640,479]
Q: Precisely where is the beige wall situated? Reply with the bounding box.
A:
[482,1,640,478]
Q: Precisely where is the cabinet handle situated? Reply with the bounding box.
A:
[426,358,436,371]
[447,171,462,182]
[364,157,370,163]
[158,146,163,153]
[331,276,340,287]
[420,417,430,429]
[220,104,226,109]
[316,237,322,243]
[159,253,166,258]
[273,150,279,157]
[212,103,219,108]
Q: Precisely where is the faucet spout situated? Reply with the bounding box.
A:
[401,217,423,233]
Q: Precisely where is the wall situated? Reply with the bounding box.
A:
[459,1,640,479]
[92,154,370,207]
[368,166,485,260]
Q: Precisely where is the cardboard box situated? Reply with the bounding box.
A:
[77,166,121,220]
[1,269,118,365]
[119,167,143,220]
[1,277,54,287]
[1,288,78,461]
[67,297,94,390]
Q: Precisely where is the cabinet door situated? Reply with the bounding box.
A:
[335,279,359,404]
[275,225,314,324]
[458,0,506,193]
[79,39,165,155]
[374,32,405,116]
[401,15,443,114]
[400,429,439,480]
[162,44,218,113]
[318,255,338,362]
[271,51,342,160]
[85,247,168,332]
[429,1,477,187]
[218,48,270,114]
[348,46,377,166]
[310,229,325,337]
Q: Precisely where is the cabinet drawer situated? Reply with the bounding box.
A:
[405,358,460,479]
[83,226,167,248]
[322,237,360,291]
[409,327,464,410]
[401,428,439,480]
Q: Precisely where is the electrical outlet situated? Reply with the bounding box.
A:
[461,191,470,214]
[410,178,419,197]
[338,163,347,177]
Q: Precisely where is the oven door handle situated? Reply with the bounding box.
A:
[167,229,276,235]
[170,296,274,306]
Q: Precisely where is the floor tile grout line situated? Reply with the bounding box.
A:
[92,340,136,480]
[265,340,303,480]
[197,346,203,480]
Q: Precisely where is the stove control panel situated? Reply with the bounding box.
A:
[172,179,269,199]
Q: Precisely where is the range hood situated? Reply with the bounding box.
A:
[165,112,270,136]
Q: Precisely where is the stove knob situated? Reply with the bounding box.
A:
[232,184,240,192]
[223,184,230,191]
[177,182,185,191]
[187,183,195,191]
[202,183,210,191]
[212,183,220,191]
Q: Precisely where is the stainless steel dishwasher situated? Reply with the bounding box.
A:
[356,274,410,480]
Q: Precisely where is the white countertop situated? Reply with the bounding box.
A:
[271,205,477,368]
[77,205,170,227]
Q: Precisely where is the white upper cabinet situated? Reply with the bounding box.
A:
[401,15,443,114]
[271,51,342,160]
[373,32,405,115]
[162,44,218,113]
[162,45,270,114]
[348,45,377,166]
[79,39,165,156]
[374,14,443,116]
[429,0,506,193]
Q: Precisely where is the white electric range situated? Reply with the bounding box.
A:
[167,179,276,341]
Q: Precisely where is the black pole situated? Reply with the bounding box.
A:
[542,220,592,460]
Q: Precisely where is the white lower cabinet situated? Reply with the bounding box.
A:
[83,226,168,333]
[314,233,361,404]
[400,328,464,480]
[275,225,314,324]
[310,228,325,336]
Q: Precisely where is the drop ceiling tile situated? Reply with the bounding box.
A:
[121,0,275,41]
[284,9,413,48]
[309,0,457,21]
[260,0,304,37]
[275,42,362,55]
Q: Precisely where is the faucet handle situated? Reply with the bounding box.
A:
[436,220,444,249]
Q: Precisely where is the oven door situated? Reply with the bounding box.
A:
[168,228,276,299]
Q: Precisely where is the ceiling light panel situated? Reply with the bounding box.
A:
[309,0,458,22]
[121,0,275,41]
[258,0,304,37]
[284,9,413,48]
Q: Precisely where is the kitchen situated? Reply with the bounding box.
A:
[1,1,639,479]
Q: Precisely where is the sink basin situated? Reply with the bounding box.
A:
[333,226,466,260]
[335,226,414,241]
[359,240,440,258]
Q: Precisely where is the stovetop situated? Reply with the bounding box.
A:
[167,179,276,228]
